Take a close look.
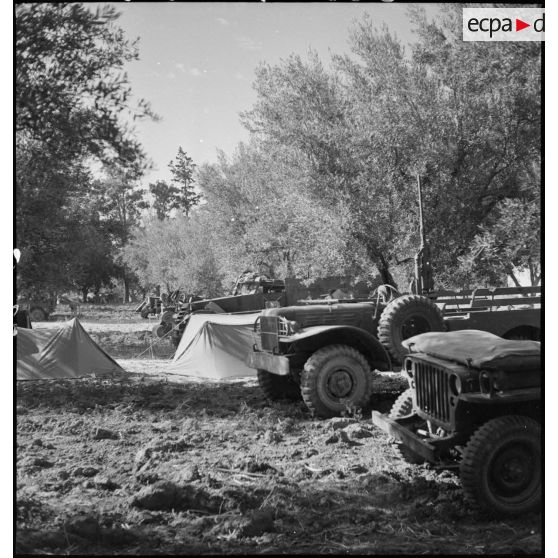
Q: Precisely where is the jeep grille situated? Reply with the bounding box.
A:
[414,362,451,424]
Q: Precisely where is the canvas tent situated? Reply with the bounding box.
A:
[166,313,260,379]
[16,318,125,380]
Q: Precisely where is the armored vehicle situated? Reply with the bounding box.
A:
[372,330,541,516]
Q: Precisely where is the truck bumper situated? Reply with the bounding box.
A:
[246,351,290,376]
[371,411,437,463]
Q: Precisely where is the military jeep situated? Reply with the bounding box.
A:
[371,329,541,516]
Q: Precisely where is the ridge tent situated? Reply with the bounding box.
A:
[16,318,125,380]
[166,313,260,379]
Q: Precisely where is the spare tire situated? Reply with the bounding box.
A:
[378,294,443,364]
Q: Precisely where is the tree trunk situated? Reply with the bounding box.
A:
[123,275,130,303]
[81,288,88,303]
[507,270,521,287]
[376,252,398,289]
[351,231,398,290]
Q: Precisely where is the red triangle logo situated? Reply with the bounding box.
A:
[516,19,530,32]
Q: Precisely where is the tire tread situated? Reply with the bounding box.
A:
[301,344,372,418]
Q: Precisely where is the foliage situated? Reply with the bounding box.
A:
[123,213,225,297]
[149,180,181,220]
[460,195,541,287]
[16,3,155,166]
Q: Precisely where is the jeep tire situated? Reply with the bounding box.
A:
[389,388,425,464]
[301,344,372,418]
[257,370,302,402]
[460,415,541,516]
[378,294,444,364]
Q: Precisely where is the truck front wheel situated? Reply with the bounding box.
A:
[301,345,372,418]
[257,370,302,402]
[460,415,541,516]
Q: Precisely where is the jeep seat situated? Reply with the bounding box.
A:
[403,330,540,372]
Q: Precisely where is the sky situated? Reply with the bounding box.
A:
[105,2,442,184]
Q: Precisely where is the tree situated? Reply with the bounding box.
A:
[16,3,156,297]
[66,221,116,302]
[197,141,364,286]
[149,180,181,220]
[92,167,149,301]
[16,140,95,297]
[240,7,540,290]
[168,147,201,216]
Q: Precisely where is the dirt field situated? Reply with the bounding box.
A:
[16,306,542,555]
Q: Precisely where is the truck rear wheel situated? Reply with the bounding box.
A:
[378,294,443,364]
[460,415,541,516]
[257,370,302,402]
[388,388,425,464]
[301,345,372,418]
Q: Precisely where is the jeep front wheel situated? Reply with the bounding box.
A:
[460,415,541,516]
[388,388,425,464]
[301,345,372,418]
[257,370,302,402]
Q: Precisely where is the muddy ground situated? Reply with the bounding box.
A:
[16,305,542,555]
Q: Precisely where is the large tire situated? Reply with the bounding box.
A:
[257,370,302,402]
[301,345,372,418]
[388,388,425,464]
[378,294,444,364]
[29,307,48,322]
[460,416,541,516]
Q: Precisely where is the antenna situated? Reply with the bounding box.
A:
[417,174,426,248]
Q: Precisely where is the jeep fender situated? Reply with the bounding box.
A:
[281,325,391,371]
